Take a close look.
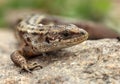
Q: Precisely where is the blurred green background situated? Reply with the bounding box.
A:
[0,0,120,33]
[0,0,111,26]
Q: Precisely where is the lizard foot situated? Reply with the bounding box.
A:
[11,50,42,73]
[20,62,42,73]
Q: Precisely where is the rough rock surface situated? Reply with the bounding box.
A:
[0,30,120,84]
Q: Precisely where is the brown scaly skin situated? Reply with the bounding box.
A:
[11,14,88,72]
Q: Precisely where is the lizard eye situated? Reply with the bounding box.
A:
[62,31,70,37]
[63,32,69,37]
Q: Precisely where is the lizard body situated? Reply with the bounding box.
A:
[11,14,88,72]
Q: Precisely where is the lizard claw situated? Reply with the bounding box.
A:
[20,62,42,73]
[28,62,43,70]
[21,64,32,73]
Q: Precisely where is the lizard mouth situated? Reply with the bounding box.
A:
[72,33,88,43]
[66,32,88,45]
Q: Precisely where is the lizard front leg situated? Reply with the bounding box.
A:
[11,50,31,72]
[11,46,42,72]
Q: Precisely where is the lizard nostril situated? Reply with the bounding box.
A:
[80,32,85,35]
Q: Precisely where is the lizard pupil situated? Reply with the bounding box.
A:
[63,32,69,37]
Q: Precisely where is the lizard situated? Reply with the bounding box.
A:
[11,14,88,72]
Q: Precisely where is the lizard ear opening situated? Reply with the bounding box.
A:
[45,36,56,43]
[45,37,50,43]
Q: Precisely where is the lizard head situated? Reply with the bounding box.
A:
[43,24,88,51]
[18,15,88,53]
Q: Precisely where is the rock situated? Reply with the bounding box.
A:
[0,29,120,84]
